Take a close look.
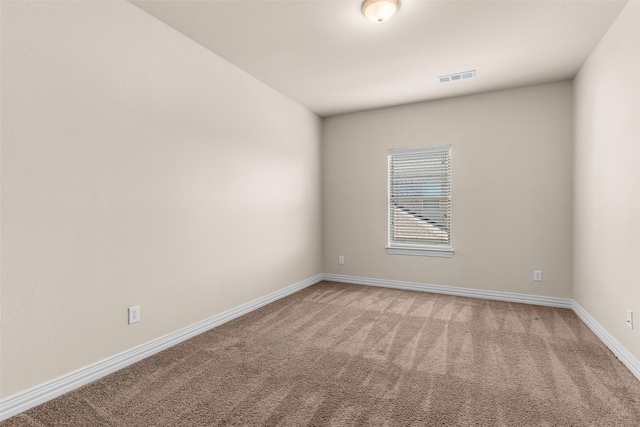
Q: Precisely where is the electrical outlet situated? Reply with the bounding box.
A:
[128,306,140,325]
[339,255,344,265]
[627,310,633,329]
[533,270,542,282]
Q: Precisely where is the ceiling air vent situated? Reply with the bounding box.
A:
[438,70,476,83]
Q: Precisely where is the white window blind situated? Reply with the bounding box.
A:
[387,145,453,257]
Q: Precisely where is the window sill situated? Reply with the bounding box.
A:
[385,246,454,258]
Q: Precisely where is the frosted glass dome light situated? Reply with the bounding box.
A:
[362,0,399,24]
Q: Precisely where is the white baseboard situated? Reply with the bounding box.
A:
[322,273,573,308]
[3,273,640,421]
[572,301,640,381]
[0,274,323,422]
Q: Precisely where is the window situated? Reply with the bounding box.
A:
[386,145,453,257]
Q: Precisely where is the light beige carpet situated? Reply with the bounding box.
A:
[3,281,640,426]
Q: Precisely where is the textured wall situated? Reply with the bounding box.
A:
[573,1,640,361]
[0,1,322,398]
[323,82,573,298]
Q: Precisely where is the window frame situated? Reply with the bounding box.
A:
[386,145,454,258]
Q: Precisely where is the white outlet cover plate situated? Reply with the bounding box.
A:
[128,306,140,324]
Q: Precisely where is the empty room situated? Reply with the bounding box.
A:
[1,0,639,425]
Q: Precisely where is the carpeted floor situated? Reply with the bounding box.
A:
[3,281,640,426]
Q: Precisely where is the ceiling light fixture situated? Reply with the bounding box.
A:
[362,0,399,24]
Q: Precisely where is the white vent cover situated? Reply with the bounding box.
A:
[438,70,476,83]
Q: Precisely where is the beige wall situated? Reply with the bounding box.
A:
[573,1,640,360]
[2,0,637,408]
[0,1,322,398]
[323,82,573,298]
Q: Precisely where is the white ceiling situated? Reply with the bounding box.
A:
[130,0,628,117]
